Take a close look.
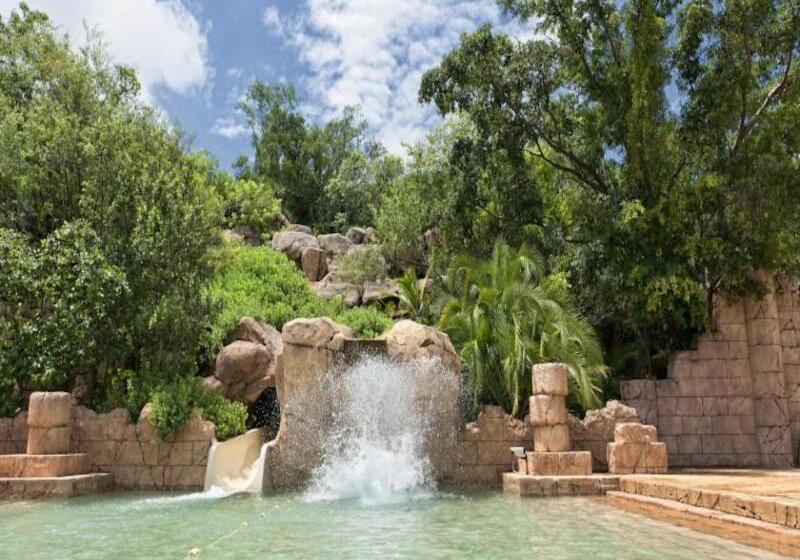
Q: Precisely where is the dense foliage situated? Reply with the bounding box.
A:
[203,245,392,354]
[420,0,800,376]
[438,241,606,416]
[149,377,247,441]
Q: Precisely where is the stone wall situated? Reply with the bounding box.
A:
[452,405,529,488]
[621,277,799,468]
[0,405,214,491]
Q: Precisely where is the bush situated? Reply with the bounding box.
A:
[0,222,130,392]
[220,177,282,238]
[334,246,389,285]
[148,377,247,441]
[203,246,393,353]
[334,306,392,339]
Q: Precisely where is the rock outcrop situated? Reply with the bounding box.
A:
[210,317,283,405]
[384,320,460,374]
[569,400,639,471]
[270,231,320,264]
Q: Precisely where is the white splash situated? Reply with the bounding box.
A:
[304,355,438,506]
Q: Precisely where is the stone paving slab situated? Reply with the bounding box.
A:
[619,469,800,529]
[606,491,800,558]
[502,472,620,497]
[0,473,112,500]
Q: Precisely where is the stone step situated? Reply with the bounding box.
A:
[0,473,112,500]
[0,454,91,478]
[606,491,800,558]
[618,476,800,529]
[502,472,619,497]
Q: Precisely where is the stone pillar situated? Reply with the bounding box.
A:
[26,392,72,455]
[606,422,667,474]
[745,275,794,467]
[527,363,591,475]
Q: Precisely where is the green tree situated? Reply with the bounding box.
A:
[421,0,800,375]
[438,240,606,416]
[0,5,221,402]
[239,81,371,226]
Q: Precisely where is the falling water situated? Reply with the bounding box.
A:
[304,355,447,506]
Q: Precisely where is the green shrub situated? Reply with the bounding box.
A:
[203,246,394,353]
[220,177,282,238]
[334,306,392,339]
[148,377,247,441]
[334,246,389,284]
[0,222,130,392]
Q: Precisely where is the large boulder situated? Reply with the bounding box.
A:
[214,340,279,405]
[270,231,320,263]
[282,317,353,350]
[384,320,460,374]
[288,224,312,234]
[233,317,282,356]
[312,278,361,308]
[301,246,328,281]
[317,233,352,259]
[345,226,367,244]
[362,279,400,306]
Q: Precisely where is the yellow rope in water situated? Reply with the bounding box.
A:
[184,511,267,559]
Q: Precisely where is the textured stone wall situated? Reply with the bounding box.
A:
[621,278,800,468]
[451,405,529,488]
[0,405,214,491]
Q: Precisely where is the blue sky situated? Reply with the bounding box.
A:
[0,1,525,170]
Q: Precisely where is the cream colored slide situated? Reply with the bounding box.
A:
[204,428,268,494]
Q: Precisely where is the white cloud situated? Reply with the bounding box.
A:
[211,116,249,139]
[0,0,211,103]
[262,5,284,36]
[282,0,531,153]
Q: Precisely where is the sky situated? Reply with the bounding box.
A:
[0,0,528,170]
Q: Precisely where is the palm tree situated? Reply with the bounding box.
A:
[437,240,606,417]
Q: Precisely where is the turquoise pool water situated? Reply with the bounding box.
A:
[0,491,784,559]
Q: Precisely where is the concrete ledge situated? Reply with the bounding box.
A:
[502,472,619,497]
[605,491,800,558]
[0,454,91,478]
[0,473,112,500]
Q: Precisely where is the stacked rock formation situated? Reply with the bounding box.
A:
[526,363,592,475]
[27,392,72,454]
[606,422,668,474]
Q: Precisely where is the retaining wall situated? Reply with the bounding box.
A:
[621,277,800,468]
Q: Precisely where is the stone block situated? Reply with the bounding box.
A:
[701,397,728,416]
[614,422,657,444]
[712,415,745,435]
[26,426,71,455]
[746,319,781,346]
[729,341,750,359]
[725,359,750,378]
[720,323,747,342]
[27,392,72,428]
[667,353,691,379]
[753,396,789,426]
[620,380,656,401]
[729,397,754,416]
[677,435,702,455]
[676,397,703,416]
[658,415,683,436]
[529,395,568,426]
[531,363,568,396]
[607,442,667,474]
[749,345,782,373]
[480,415,505,441]
[478,441,510,465]
[656,380,679,398]
[533,424,570,452]
[526,451,592,476]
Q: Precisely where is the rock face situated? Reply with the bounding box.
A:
[27,392,72,455]
[301,246,328,281]
[270,231,320,263]
[212,318,283,405]
[317,233,351,259]
[362,279,400,306]
[282,317,353,349]
[311,278,361,308]
[384,320,460,374]
[345,226,367,244]
[569,400,639,471]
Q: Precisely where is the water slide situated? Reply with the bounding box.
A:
[203,428,268,494]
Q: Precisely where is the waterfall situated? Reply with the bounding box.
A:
[303,355,441,506]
